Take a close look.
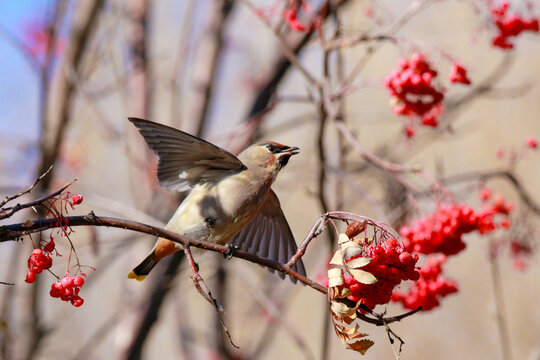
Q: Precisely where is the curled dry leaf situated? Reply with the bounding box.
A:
[326,233,376,355]
[339,234,376,285]
[349,268,378,285]
[345,220,367,239]
[329,250,343,266]
[346,256,371,269]
[342,243,363,260]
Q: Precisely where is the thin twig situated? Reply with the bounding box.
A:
[0,178,78,220]
[1,179,77,221]
[335,122,423,194]
[183,246,238,349]
[240,0,321,89]
[0,166,53,209]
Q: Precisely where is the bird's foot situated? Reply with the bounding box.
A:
[223,244,238,259]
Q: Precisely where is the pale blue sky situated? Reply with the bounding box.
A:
[0,1,53,140]
[0,1,52,186]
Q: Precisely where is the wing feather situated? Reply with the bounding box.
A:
[129,118,245,191]
[229,190,306,283]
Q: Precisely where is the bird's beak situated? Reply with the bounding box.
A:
[279,146,300,157]
[277,146,299,167]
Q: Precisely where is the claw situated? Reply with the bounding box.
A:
[223,244,238,259]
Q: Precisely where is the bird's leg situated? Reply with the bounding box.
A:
[223,244,238,260]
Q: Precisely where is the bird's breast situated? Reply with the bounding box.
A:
[165,173,271,245]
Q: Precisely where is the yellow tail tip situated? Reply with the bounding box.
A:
[128,270,147,281]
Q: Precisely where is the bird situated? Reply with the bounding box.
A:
[127,117,306,282]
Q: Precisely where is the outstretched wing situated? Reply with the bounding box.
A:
[129,118,246,192]
[230,190,306,283]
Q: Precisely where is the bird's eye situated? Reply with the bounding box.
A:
[265,144,277,153]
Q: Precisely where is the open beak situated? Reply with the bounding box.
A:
[280,146,300,156]
[277,146,299,167]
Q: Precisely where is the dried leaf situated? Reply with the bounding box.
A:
[346,256,372,269]
[328,277,343,287]
[328,286,340,299]
[347,339,374,355]
[329,250,343,266]
[349,268,377,284]
[338,233,349,244]
[345,220,367,238]
[334,322,359,336]
[341,287,352,298]
[341,244,363,260]
[327,268,343,279]
[331,301,357,318]
[23,219,33,228]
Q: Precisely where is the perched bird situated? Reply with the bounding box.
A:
[127,118,306,282]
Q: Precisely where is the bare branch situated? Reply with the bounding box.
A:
[0,178,77,220]
[0,166,53,209]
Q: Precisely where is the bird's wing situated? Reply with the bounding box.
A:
[129,118,246,191]
[230,190,306,283]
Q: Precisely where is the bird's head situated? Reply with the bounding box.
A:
[239,141,299,176]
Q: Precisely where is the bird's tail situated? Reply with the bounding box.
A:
[128,250,158,281]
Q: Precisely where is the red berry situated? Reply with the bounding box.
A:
[525,136,538,149]
[25,270,36,283]
[73,276,85,286]
[72,194,83,205]
[61,276,74,288]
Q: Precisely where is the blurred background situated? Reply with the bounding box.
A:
[0,0,539,359]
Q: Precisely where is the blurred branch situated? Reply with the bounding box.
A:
[445,53,515,115]
[126,0,151,119]
[229,268,315,360]
[335,122,422,193]
[245,0,352,120]
[488,245,513,360]
[37,0,105,190]
[442,168,540,214]
[124,252,184,360]
[240,0,321,89]
[339,0,435,91]
[170,0,197,129]
[190,0,236,137]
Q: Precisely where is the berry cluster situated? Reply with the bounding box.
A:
[400,201,513,256]
[448,63,471,85]
[342,239,420,310]
[384,53,445,133]
[25,248,53,283]
[391,255,457,311]
[50,275,85,307]
[491,0,539,50]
